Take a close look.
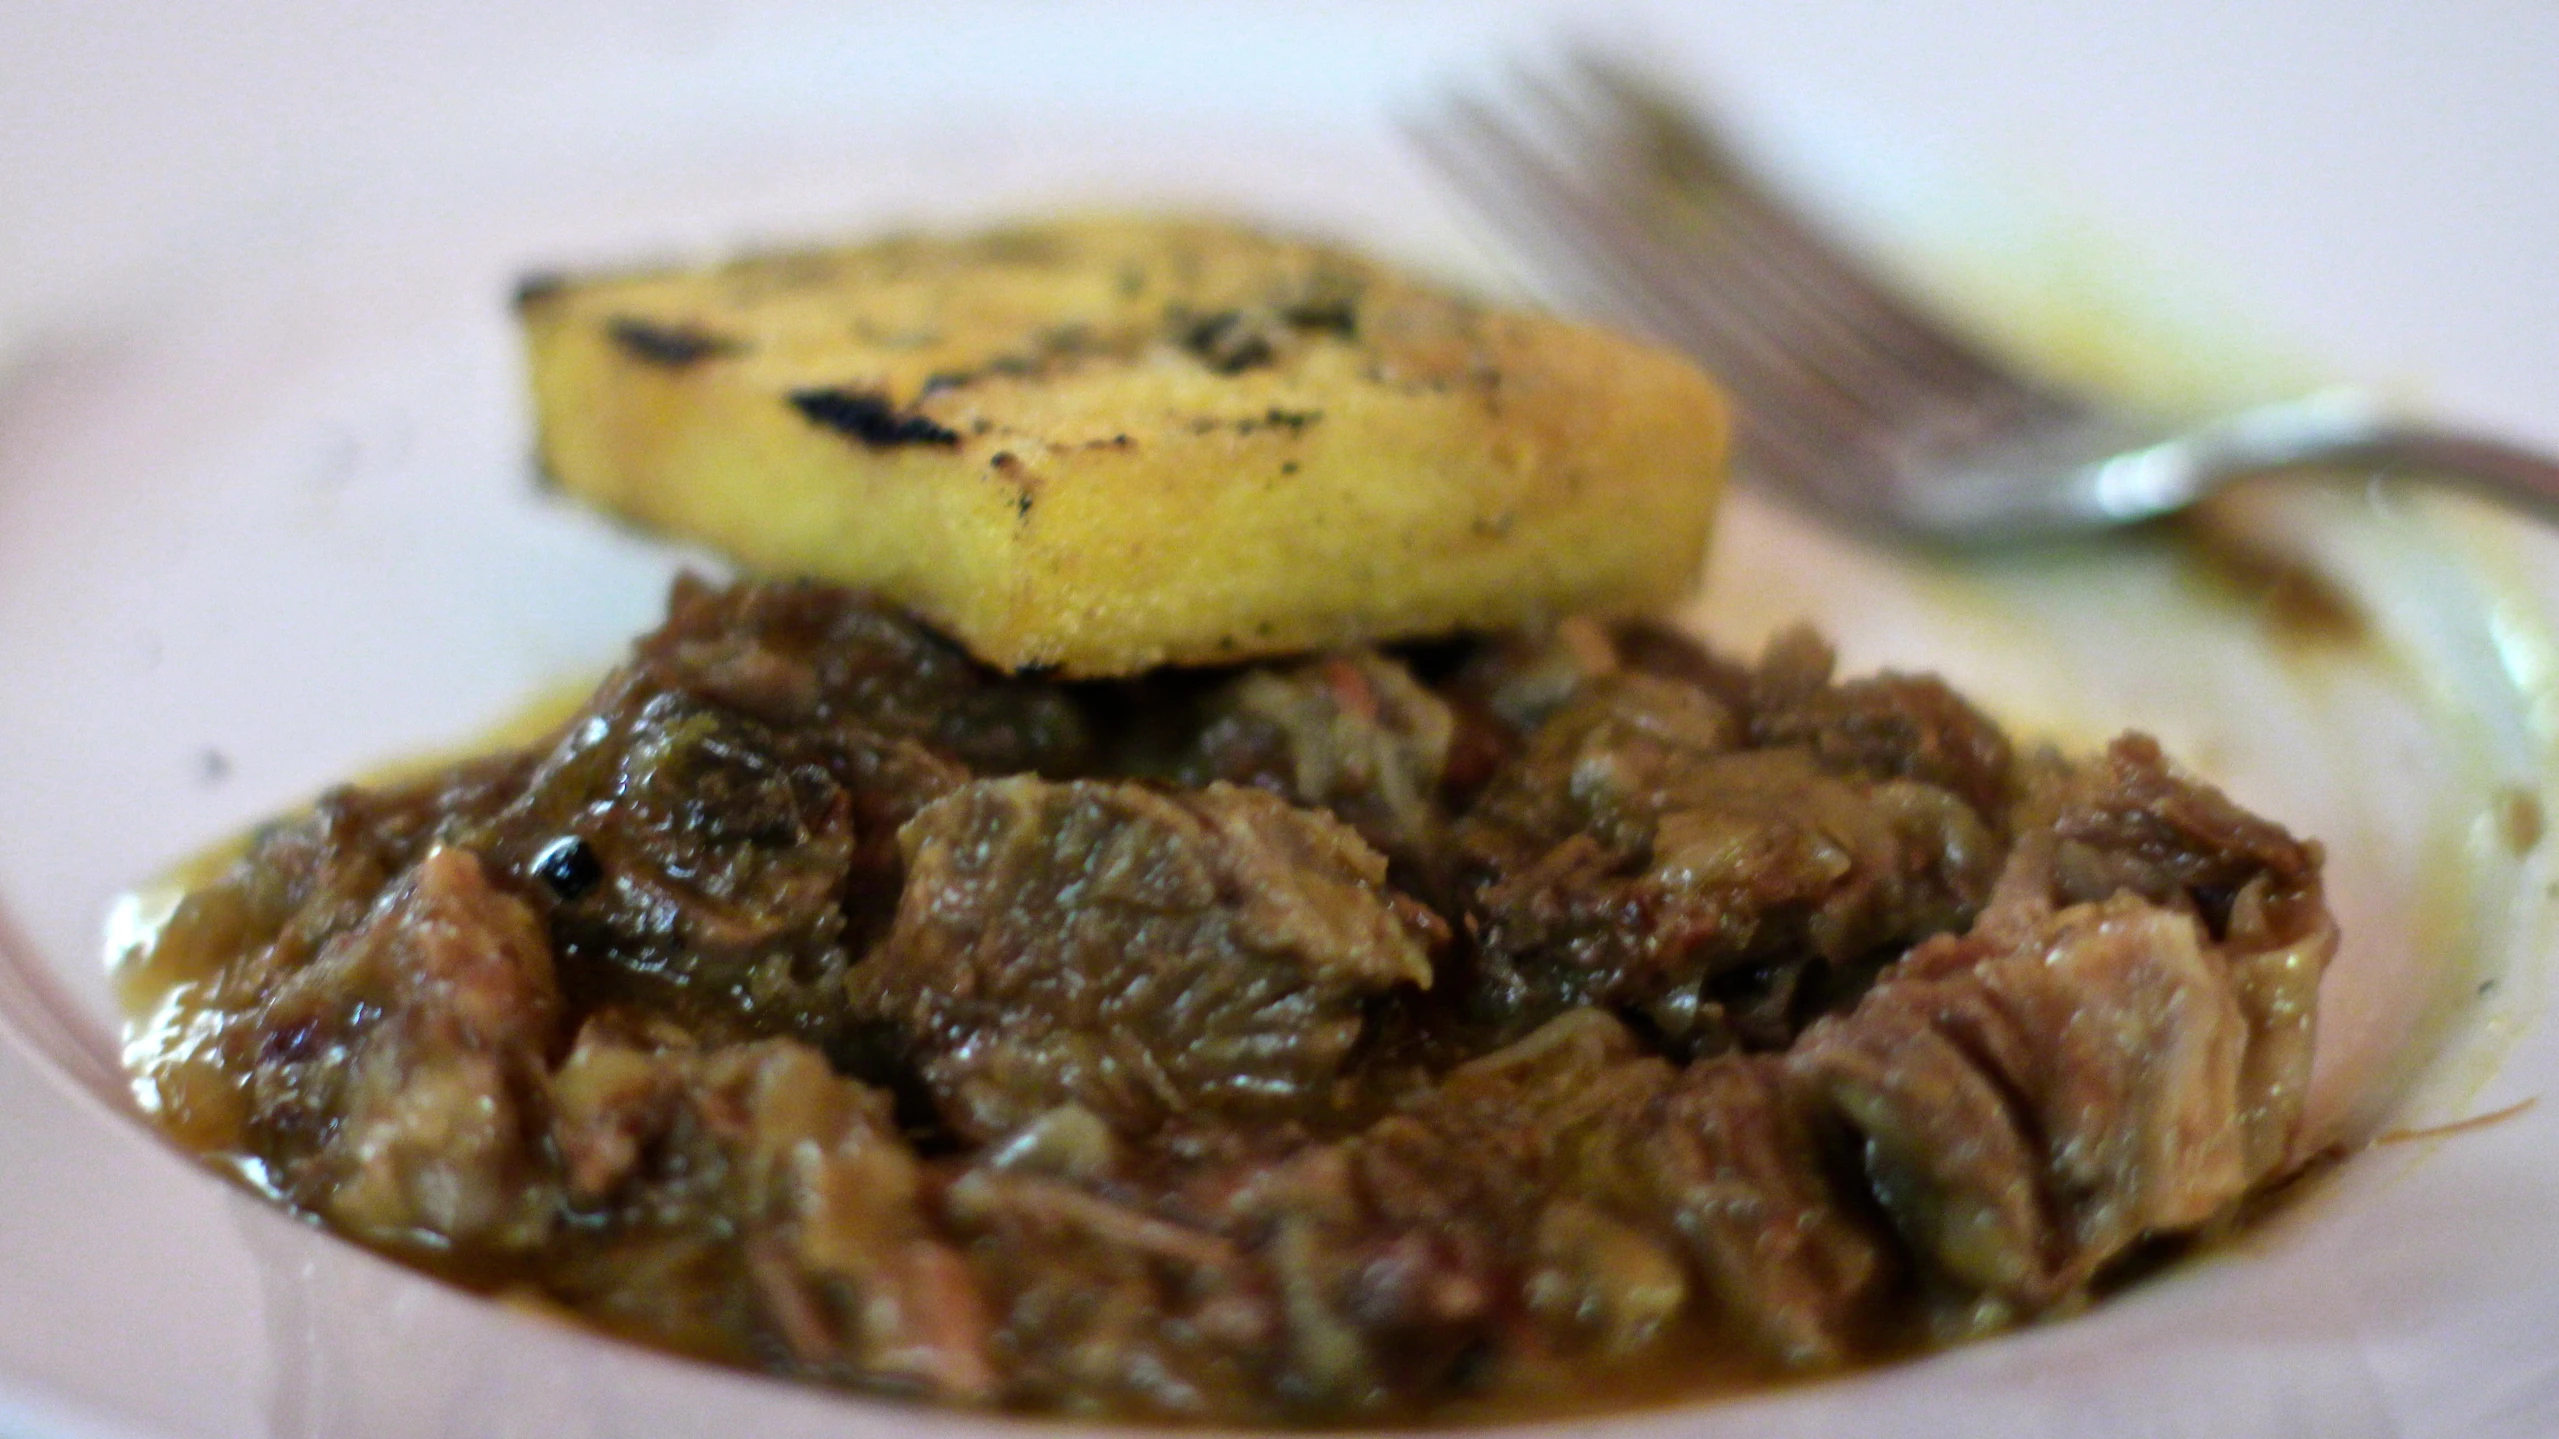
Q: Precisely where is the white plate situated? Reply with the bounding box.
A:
[3,5,2556,1438]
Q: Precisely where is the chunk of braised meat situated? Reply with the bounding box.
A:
[1794,901,2252,1331]
[851,778,1440,1141]
[1608,618,1756,707]
[1443,617,1626,736]
[1390,1011,1887,1369]
[1748,627,2017,818]
[211,846,560,1252]
[1459,672,2002,1053]
[473,681,955,1043]
[1209,1009,1888,1414]
[1465,612,1739,713]
[1522,1197,1693,1364]
[2001,734,2335,1176]
[545,1018,994,1402]
[1431,617,1748,813]
[1791,743,2335,1332]
[2020,732,2326,934]
[641,573,1091,777]
[944,1092,1520,1424]
[942,1105,1282,1419]
[1173,650,1457,881]
[933,1011,1868,1422]
[122,755,539,1082]
[1447,620,2011,814]
[1220,1010,1665,1413]
[452,576,1110,1044]
[1623,1051,1888,1365]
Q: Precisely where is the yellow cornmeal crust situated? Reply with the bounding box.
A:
[519,216,1729,676]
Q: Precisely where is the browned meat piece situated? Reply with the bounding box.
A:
[1443,620,1997,812]
[952,1099,1513,1422]
[478,681,940,1042]
[639,573,1091,777]
[1175,650,1457,877]
[125,755,538,1060]
[1417,1013,1884,1369]
[545,1019,994,1402]
[952,1042,1696,1423]
[1627,1053,1887,1365]
[1460,672,2001,1051]
[1788,957,2052,1313]
[1749,627,2017,818]
[941,1107,1282,1418]
[1428,617,1750,815]
[1465,672,1744,848]
[939,1014,1688,1420]
[1214,1010,1886,1413]
[1794,880,2333,1327]
[852,778,1439,1140]
[452,578,1105,1043]
[2002,733,2336,1177]
[1444,616,1628,734]
[1212,1012,1648,1415]
[2022,732,2325,931]
[2219,884,2336,1180]
[225,846,561,1251]
[1609,618,1757,705]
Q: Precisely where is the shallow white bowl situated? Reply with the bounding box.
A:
[2,5,2554,1437]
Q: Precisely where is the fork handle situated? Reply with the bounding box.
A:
[2073,389,2559,531]
[2185,389,2559,521]
[2328,424,2559,519]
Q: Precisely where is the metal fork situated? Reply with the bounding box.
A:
[1412,55,2559,543]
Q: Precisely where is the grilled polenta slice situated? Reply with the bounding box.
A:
[519,216,1728,676]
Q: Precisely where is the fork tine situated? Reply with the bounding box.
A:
[1419,127,1926,519]
[1423,93,1865,422]
[1423,77,1991,513]
[1560,53,2050,411]
[1544,62,2064,447]
[1413,53,2110,523]
[1414,94,1898,501]
[1491,70,1953,429]
[1417,51,2559,541]
[1494,68,1965,442]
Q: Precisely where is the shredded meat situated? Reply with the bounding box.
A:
[1459,669,2001,1054]
[120,579,2339,1425]
[1174,650,1457,880]
[1748,626,2017,817]
[850,777,1438,1140]
[254,846,560,1249]
[546,1019,994,1400]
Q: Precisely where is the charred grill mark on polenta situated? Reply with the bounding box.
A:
[1249,407,1321,433]
[606,315,743,368]
[1172,286,1365,375]
[788,387,962,449]
[989,451,1039,522]
[512,270,568,310]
